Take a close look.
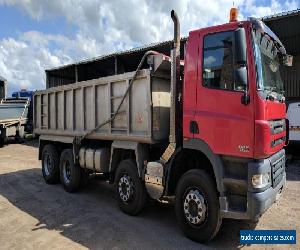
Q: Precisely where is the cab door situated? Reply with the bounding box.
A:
[193,26,255,158]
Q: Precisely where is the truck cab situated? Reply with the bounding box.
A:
[174,17,288,239]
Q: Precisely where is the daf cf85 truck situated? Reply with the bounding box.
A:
[34,9,292,242]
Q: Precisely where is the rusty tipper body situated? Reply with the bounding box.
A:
[34,9,291,242]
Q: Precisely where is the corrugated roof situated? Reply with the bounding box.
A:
[48,37,187,71]
[263,9,300,55]
[262,8,300,21]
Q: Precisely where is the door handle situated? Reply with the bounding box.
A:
[189,121,199,134]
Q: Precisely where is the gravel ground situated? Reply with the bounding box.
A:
[0,141,299,249]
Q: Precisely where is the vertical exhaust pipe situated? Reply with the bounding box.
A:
[161,10,180,163]
[169,10,180,145]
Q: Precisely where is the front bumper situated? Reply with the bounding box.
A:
[248,171,285,221]
[220,149,286,221]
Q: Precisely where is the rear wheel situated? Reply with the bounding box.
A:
[175,169,222,242]
[42,144,60,184]
[114,159,146,215]
[60,149,82,192]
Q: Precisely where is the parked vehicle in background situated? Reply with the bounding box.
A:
[286,102,300,158]
[0,76,7,99]
[0,97,30,146]
[12,89,33,99]
[287,102,300,142]
[34,9,292,242]
[0,89,34,146]
[12,89,34,133]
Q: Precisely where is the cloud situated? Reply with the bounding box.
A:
[243,0,299,18]
[0,36,70,92]
[205,56,217,66]
[0,0,298,93]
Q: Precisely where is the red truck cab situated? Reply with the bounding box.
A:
[180,18,287,230]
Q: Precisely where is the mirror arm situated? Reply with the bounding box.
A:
[241,87,250,105]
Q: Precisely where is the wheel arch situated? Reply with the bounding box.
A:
[165,139,225,196]
[38,135,73,160]
[109,141,149,182]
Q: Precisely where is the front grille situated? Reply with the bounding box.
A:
[271,136,286,148]
[271,154,285,187]
[269,119,286,148]
[269,119,286,135]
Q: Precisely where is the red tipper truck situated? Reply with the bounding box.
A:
[33,9,292,242]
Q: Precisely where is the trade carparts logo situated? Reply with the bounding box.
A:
[240,230,296,244]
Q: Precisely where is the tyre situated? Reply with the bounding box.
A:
[114,159,146,215]
[175,169,222,242]
[60,149,82,192]
[42,144,60,184]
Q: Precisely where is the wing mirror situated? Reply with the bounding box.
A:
[234,28,247,64]
[235,66,250,105]
[235,66,247,88]
[234,28,250,105]
[283,54,293,67]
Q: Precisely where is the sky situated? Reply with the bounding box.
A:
[0,0,299,94]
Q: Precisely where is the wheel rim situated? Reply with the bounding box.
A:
[43,154,52,176]
[62,160,71,184]
[183,189,207,226]
[118,174,134,202]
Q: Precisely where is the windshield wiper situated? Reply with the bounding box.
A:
[264,86,285,102]
[264,86,277,101]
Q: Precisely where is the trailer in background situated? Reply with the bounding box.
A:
[286,102,300,159]
[288,102,300,142]
[0,76,7,100]
[12,90,34,133]
[0,97,31,146]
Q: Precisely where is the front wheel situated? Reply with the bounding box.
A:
[114,159,146,215]
[175,169,222,242]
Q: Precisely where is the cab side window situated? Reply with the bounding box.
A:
[203,31,239,91]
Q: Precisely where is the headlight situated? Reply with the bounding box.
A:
[252,173,270,188]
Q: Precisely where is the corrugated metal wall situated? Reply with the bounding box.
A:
[265,13,300,102]
[45,40,186,89]
[281,55,300,103]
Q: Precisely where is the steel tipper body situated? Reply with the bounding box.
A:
[34,54,171,143]
[34,10,291,242]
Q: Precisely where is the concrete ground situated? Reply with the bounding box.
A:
[0,141,299,250]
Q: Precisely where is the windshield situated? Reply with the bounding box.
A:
[252,30,284,99]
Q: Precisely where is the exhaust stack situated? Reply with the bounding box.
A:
[161,10,181,163]
[169,10,180,145]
